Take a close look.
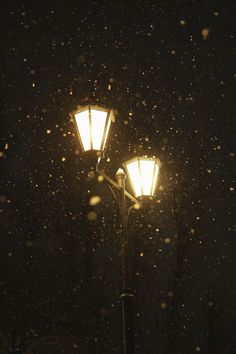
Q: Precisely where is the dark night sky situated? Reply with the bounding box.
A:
[0,1,235,353]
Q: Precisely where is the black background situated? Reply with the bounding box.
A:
[0,1,235,353]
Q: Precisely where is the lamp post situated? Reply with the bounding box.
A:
[72,105,161,354]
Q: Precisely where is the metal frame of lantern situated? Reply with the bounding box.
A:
[123,156,162,199]
[71,105,114,152]
[71,104,161,354]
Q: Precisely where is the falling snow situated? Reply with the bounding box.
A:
[0,1,235,353]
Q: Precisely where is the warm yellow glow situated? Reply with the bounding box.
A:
[102,117,111,150]
[90,109,107,149]
[151,164,159,195]
[74,106,113,152]
[125,157,161,198]
[126,161,142,197]
[75,110,90,151]
[139,160,155,195]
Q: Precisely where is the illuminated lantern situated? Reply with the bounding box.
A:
[124,157,161,198]
[73,105,114,152]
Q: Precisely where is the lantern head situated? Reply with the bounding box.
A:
[73,105,114,152]
[124,156,161,198]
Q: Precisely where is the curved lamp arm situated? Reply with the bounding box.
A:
[95,157,142,207]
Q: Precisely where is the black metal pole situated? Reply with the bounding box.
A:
[115,169,135,354]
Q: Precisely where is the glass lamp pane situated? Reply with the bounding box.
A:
[75,110,91,151]
[151,164,159,195]
[139,160,155,195]
[102,117,111,150]
[126,160,142,197]
[90,109,108,150]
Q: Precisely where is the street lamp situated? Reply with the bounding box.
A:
[71,105,161,354]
